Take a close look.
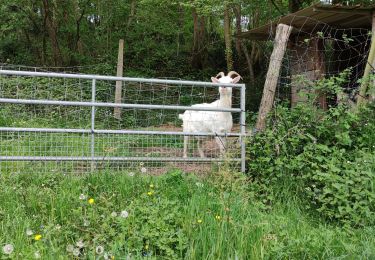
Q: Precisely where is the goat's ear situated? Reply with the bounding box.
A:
[211,77,220,83]
[231,75,241,84]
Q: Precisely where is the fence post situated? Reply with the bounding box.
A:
[240,83,246,173]
[114,39,124,119]
[357,11,375,106]
[91,79,96,172]
[255,23,292,131]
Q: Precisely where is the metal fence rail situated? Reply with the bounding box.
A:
[0,70,246,174]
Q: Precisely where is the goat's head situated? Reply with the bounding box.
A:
[211,71,242,96]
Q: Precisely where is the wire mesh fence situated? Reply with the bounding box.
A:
[263,15,372,104]
[0,70,246,174]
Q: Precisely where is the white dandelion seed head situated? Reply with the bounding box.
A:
[76,240,85,248]
[83,219,90,227]
[111,211,118,217]
[79,194,87,200]
[34,251,41,259]
[26,229,34,236]
[141,167,147,173]
[128,172,135,177]
[66,244,74,252]
[2,244,14,255]
[72,248,80,257]
[104,252,114,260]
[195,182,204,188]
[96,245,104,255]
[55,224,61,230]
[120,210,129,218]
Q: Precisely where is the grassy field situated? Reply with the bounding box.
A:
[0,170,374,259]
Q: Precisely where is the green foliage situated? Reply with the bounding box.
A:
[1,169,374,259]
[247,73,375,226]
[0,0,283,82]
[300,145,374,225]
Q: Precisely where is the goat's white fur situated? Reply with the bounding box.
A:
[178,71,241,158]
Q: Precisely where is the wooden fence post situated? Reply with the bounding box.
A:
[114,39,124,119]
[357,12,375,106]
[255,24,292,131]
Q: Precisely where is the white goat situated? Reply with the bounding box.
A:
[179,71,241,158]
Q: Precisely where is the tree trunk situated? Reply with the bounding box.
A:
[126,0,136,30]
[176,4,184,57]
[191,8,206,69]
[42,0,63,66]
[75,0,89,55]
[224,4,233,71]
[290,38,326,109]
[233,4,242,56]
[241,42,255,85]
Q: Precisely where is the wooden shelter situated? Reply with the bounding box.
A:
[238,3,375,130]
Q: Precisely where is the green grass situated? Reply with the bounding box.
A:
[0,170,374,259]
[1,79,374,259]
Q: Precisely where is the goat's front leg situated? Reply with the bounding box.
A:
[215,136,226,157]
[183,136,188,158]
[197,139,205,158]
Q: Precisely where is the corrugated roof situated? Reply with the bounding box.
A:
[238,3,375,40]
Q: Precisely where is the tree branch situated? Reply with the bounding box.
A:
[269,0,285,16]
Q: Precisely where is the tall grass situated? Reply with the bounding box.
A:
[0,170,374,259]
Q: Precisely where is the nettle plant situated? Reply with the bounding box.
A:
[247,71,375,226]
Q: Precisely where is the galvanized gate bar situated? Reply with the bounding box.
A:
[0,98,242,113]
[0,156,241,162]
[0,70,244,88]
[240,84,247,172]
[91,79,96,172]
[0,127,243,137]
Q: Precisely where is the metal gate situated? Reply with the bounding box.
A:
[0,70,246,174]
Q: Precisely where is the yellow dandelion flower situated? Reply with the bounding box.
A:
[215,215,221,221]
[197,219,203,224]
[111,256,115,260]
[147,191,154,196]
[34,234,42,241]
[88,198,95,204]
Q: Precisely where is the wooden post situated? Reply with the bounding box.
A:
[114,39,124,119]
[256,24,292,131]
[357,12,375,106]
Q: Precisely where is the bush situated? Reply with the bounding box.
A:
[247,73,375,226]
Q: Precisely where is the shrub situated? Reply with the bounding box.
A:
[247,72,375,226]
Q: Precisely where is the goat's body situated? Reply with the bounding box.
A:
[179,97,233,158]
[179,101,233,134]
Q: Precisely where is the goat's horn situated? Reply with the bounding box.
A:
[215,72,225,79]
[227,71,241,79]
